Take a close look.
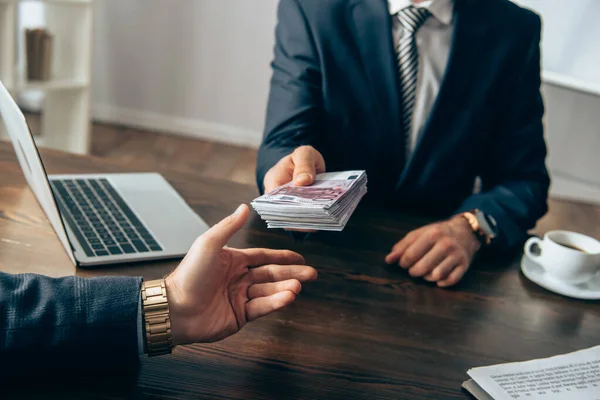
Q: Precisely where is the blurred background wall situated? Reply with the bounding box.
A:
[514,0,600,204]
[92,0,278,147]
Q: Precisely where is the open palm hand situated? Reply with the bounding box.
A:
[166,205,317,345]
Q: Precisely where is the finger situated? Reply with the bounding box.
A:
[263,175,287,194]
[199,204,249,249]
[250,264,318,284]
[248,279,302,299]
[242,248,305,267]
[437,265,468,288]
[408,243,449,278]
[392,227,426,253]
[385,233,418,264]
[263,157,294,193]
[427,256,461,282]
[399,235,435,269]
[246,291,297,322]
[291,146,324,186]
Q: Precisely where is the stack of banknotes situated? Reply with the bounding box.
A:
[252,171,368,231]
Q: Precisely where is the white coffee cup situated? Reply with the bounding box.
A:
[524,231,600,284]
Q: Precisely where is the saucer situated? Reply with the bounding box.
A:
[521,255,600,300]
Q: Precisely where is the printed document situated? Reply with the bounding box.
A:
[464,345,600,399]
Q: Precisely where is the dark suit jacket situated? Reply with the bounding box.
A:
[0,272,141,374]
[257,0,550,251]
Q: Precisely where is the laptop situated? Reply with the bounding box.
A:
[0,80,209,267]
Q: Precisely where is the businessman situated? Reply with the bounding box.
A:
[0,205,317,369]
[257,0,550,287]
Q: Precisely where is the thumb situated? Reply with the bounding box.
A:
[292,146,318,186]
[201,204,249,249]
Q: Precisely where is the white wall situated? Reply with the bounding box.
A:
[513,0,600,204]
[514,0,600,93]
[92,0,278,147]
[542,84,600,205]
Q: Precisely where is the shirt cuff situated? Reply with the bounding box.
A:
[137,288,144,356]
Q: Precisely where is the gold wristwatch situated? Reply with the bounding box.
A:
[461,209,498,246]
[141,279,173,357]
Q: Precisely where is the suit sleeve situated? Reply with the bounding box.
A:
[455,14,550,252]
[0,272,142,372]
[256,0,323,193]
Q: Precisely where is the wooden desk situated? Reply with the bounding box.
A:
[1,141,599,399]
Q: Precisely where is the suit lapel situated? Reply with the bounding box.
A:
[400,0,491,183]
[349,0,404,172]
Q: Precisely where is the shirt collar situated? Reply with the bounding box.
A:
[388,0,454,25]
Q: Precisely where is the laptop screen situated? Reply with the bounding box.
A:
[0,80,76,265]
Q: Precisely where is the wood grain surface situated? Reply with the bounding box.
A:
[1,141,599,399]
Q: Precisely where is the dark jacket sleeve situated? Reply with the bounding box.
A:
[0,272,142,370]
[455,14,550,252]
[256,0,323,193]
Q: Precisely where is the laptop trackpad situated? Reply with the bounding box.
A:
[107,173,209,255]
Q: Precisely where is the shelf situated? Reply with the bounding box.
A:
[1,0,93,154]
[0,1,14,87]
[13,79,89,91]
[0,1,91,4]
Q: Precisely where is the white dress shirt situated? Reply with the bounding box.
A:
[389,0,455,155]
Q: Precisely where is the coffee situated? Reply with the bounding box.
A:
[524,230,600,284]
[557,242,588,253]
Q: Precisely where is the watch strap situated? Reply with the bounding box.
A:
[141,279,173,357]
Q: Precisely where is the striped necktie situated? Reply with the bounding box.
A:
[396,6,431,161]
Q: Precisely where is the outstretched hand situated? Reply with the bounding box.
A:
[165,204,318,345]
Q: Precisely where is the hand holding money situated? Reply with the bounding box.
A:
[263,146,326,194]
[252,171,368,231]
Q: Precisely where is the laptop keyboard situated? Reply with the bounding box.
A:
[50,178,163,258]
